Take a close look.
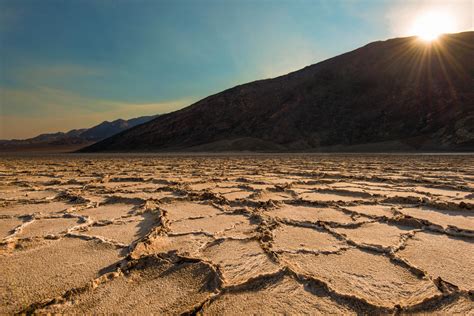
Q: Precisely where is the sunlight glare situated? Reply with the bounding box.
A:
[410,11,456,42]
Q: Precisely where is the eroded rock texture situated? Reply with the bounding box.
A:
[0,154,473,314]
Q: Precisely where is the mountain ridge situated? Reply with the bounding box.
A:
[0,115,158,151]
[80,32,473,152]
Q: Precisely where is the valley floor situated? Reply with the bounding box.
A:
[0,154,473,314]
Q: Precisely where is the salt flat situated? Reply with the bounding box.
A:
[0,154,473,314]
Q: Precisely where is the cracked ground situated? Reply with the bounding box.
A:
[0,154,473,314]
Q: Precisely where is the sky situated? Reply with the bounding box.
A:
[0,0,472,139]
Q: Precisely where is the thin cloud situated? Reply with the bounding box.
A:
[5,64,105,88]
[0,86,193,139]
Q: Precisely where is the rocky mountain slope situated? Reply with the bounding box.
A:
[82,32,474,152]
[1,115,158,150]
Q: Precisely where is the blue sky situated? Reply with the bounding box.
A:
[0,0,472,139]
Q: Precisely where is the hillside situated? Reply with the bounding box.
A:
[81,32,474,152]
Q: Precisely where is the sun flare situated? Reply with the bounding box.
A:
[410,11,456,42]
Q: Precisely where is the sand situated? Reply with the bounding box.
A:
[0,153,473,314]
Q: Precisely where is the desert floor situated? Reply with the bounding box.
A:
[0,154,473,314]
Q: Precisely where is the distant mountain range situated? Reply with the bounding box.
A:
[81,32,474,153]
[0,115,158,151]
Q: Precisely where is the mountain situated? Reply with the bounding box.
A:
[0,115,158,151]
[78,116,157,141]
[82,32,474,152]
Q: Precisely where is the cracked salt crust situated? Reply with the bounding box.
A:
[0,154,473,314]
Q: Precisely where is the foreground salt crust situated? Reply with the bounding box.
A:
[0,154,473,314]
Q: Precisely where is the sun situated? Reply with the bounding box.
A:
[410,11,456,42]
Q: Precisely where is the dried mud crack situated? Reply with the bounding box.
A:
[0,154,473,314]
